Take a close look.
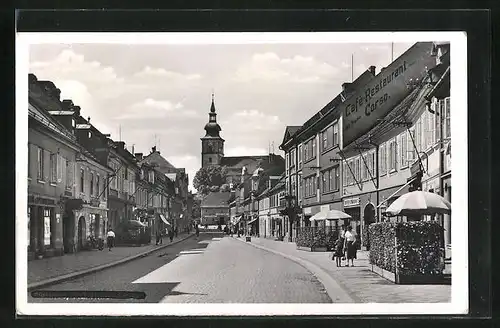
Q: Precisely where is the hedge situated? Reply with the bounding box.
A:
[368,221,443,276]
[296,227,339,250]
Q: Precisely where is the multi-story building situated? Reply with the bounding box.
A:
[279,67,376,241]
[339,42,450,248]
[256,173,286,238]
[28,74,113,259]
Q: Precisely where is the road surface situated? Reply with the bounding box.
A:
[29,233,331,303]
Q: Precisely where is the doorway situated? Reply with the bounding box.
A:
[363,203,376,250]
[77,216,86,251]
[63,211,75,253]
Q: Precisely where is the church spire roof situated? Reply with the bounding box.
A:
[204,92,221,138]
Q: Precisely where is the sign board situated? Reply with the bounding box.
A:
[342,42,437,147]
[320,205,330,212]
[343,197,360,208]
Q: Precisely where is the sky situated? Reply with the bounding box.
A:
[28,40,413,192]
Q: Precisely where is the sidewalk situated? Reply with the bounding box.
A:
[235,236,451,303]
[28,233,193,289]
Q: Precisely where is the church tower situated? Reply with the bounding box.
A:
[201,93,225,167]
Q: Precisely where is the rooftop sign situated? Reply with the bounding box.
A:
[342,42,437,147]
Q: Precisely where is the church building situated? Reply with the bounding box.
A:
[200,94,285,187]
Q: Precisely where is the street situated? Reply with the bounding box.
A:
[28,233,331,303]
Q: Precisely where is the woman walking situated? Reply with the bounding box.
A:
[343,225,357,267]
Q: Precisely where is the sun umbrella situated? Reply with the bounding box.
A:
[310,209,352,221]
[385,191,451,217]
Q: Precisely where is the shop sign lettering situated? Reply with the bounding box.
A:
[343,197,360,208]
[342,42,437,147]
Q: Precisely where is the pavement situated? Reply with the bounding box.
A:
[28,232,194,290]
[28,234,331,303]
[234,236,451,303]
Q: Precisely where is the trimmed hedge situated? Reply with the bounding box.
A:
[296,227,338,250]
[368,221,443,276]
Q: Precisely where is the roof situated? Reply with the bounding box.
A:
[201,192,232,207]
[141,151,176,173]
[281,125,302,145]
[165,173,177,181]
[221,155,269,168]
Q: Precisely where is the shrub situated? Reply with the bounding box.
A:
[368,221,443,276]
[297,227,338,249]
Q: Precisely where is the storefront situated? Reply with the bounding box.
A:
[342,197,362,236]
[73,203,108,252]
[28,194,63,260]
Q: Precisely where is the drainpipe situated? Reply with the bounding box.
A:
[369,138,380,222]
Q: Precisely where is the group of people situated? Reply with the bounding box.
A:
[332,225,358,267]
[155,226,180,245]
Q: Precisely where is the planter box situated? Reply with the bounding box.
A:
[297,246,328,252]
[370,263,446,284]
[245,236,251,242]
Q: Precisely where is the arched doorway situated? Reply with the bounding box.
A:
[77,216,86,251]
[363,203,376,250]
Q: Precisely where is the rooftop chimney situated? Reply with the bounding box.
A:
[369,65,376,75]
[29,74,38,85]
[73,105,81,116]
[151,146,156,153]
[135,153,143,161]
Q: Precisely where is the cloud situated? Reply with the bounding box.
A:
[115,98,198,120]
[234,52,340,83]
[134,66,202,81]
[222,110,282,132]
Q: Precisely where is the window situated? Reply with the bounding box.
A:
[80,168,85,193]
[66,160,74,190]
[50,153,57,183]
[28,144,31,178]
[389,138,397,171]
[298,144,303,168]
[96,174,100,197]
[298,174,302,200]
[37,147,44,180]
[322,171,328,192]
[149,170,154,183]
[415,118,422,153]
[407,128,416,164]
[436,99,443,142]
[290,149,296,167]
[28,206,31,248]
[311,138,316,158]
[303,143,309,162]
[362,153,369,180]
[323,166,339,192]
[322,126,330,151]
[444,97,451,138]
[400,132,408,168]
[90,172,94,195]
[380,143,387,175]
[208,157,212,164]
[43,208,51,246]
[333,123,339,146]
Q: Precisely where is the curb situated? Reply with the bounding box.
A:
[232,237,355,303]
[28,233,195,291]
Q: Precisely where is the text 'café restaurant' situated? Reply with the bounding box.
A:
[339,41,451,247]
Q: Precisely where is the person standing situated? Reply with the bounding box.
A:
[343,225,357,267]
[168,227,174,243]
[195,224,200,240]
[106,229,115,251]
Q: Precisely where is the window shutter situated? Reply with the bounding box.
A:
[57,155,63,183]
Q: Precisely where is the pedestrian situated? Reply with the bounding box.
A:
[343,225,357,267]
[174,226,178,238]
[332,235,345,267]
[106,229,115,251]
[195,224,200,240]
[168,228,174,243]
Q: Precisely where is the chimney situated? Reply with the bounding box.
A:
[151,146,156,154]
[73,105,81,116]
[135,153,143,161]
[369,65,376,75]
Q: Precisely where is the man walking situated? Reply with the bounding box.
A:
[107,229,115,251]
[195,224,200,240]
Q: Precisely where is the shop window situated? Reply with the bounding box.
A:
[298,144,303,168]
[37,147,44,181]
[43,208,51,247]
[333,123,339,146]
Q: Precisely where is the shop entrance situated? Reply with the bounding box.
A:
[77,216,86,250]
[63,211,75,253]
[344,207,361,238]
[363,203,376,250]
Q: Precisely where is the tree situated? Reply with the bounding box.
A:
[193,165,228,196]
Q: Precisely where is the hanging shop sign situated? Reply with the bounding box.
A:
[342,42,437,147]
[343,197,360,208]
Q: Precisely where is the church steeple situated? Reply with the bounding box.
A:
[204,92,221,137]
[201,93,225,168]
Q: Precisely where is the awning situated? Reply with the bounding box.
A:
[309,209,351,221]
[247,217,259,225]
[159,214,171,225]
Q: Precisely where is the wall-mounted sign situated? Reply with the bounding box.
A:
[343,197,360,208]
[342,42,437,147]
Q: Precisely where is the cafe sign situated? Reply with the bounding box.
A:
[342,42,437,147]
[343,197,360,208]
